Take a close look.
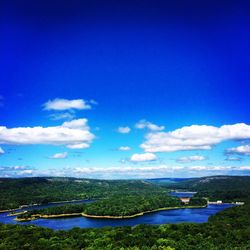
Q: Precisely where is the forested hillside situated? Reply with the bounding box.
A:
[0,177,166,210]
[18,194,198,220]
[160,176,250,202]
[0,176,250,249]
[1,203,250,249]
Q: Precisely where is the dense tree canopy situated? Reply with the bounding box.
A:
[0,178,167,210]
[1,204,250,249]
[1,176,250,249]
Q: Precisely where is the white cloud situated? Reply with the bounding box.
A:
[1,164,250,179]
[226,145,250,156]
[135,120,165,131]
[49,112,75,121]
[50,152,68,159]
[12,166,27,170]
[0,147,4,155]
[0,165,29,171]
[72,165,184,178]
[141,123,250,153]
[130,153,157,162]
[177,155,206,163]
[0,166,35,177]
[62,119,89,129]
[67,143,90,149]
[225,156,242,161]
[239,166,250,170]
[118,146,131,151]
[0,118,95,149]
[188,166,207,171]
[188,166,231,171]
[17,169,34,175]
[117,126,131,134]
[44,98,91,111]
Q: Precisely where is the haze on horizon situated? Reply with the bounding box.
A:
[1,0,250,179]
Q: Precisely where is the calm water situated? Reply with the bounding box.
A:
[0,200,234,230]
[169,191,197,198]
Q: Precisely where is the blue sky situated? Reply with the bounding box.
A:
[1,0,250,179]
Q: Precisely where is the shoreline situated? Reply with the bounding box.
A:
[15,205,207,222]
[0,208,19,213]
[0,199,92,214]
[15,213,83,222]
[81,205,207,219]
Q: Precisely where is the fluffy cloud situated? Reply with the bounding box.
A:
[226,145,250,156]
[1,164,250,179]
[177,155,206,163]
[117,126,131,134]
[0,147,4,155]
[17,169,34,175]
[118,146,131,151]
[130,153,157,162]
[188,166,232,171]
[67,143,90,149]
[0,119,95,149]
[0,165,28,171]
[50,152,68,159]
[135,120,165,131]
[49,112,75,121]
[225,156,242,161]
[239,166,250,170]
[141,123,250,153]
[0,165,34,177]
[44,98,92,111]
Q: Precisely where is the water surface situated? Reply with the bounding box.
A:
[169,191,197,198]
[0,201,234,230]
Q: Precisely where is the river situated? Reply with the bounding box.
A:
[0,199,234,230]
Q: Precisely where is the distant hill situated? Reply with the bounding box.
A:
[162,175,250,202]
[163,175,250,191]
[1,176,250,209]
[0,177,165,210]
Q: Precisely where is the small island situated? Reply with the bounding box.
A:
[16,195,207,221]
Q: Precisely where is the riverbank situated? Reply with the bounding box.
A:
[82,205,207,219]
[0,208,19,213]
[8,211,27,217]
[15,205,207,222]
[15,212,83,222]
[0,199,93,214]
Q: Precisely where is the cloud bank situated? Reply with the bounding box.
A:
[117,126,131,134]
[44,98,92,111]
[1,165,250,179]
[130,153,157,162]
[226,145,250,156]
[0,119,95,149]
[135,120,165,131]
[50,152,68,159]
[141,123,250,153]
[118,146,131,151]
[177,155,206,163]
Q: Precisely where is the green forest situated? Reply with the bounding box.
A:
[156,175,250,203]
[0,178,166,210]
[17,195,207,220]
[0,203,250,249]
[0,176,250,249]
